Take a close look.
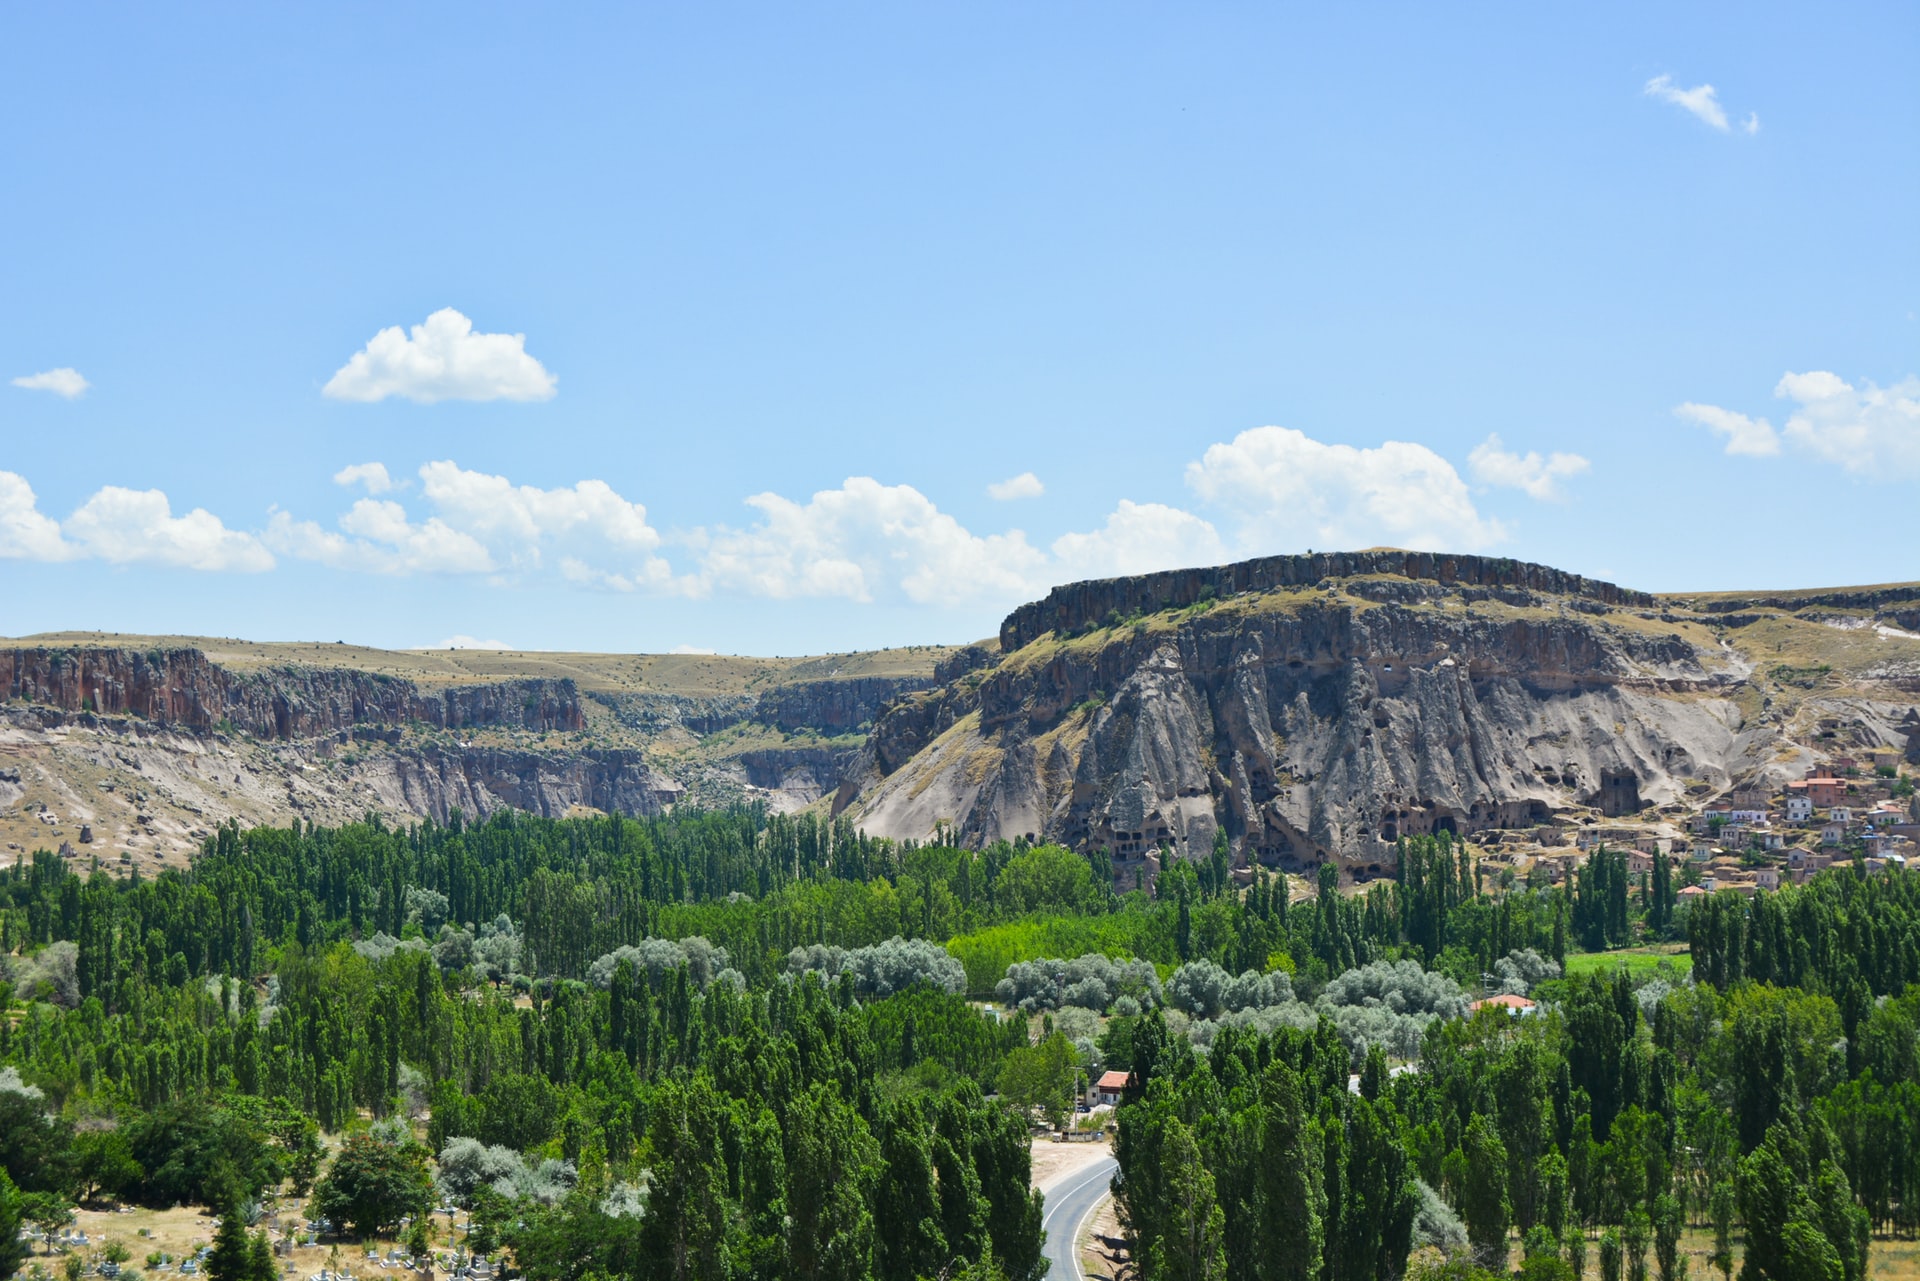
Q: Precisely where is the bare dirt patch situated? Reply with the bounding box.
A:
[1027,1136,1112,1191]
[1078,1190,1127,1281]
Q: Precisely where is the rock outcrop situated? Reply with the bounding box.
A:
[753,675,933,734]
[1000,551,1653,651]
[361,745,683,823]
[0,647,584,737]
[842,557,1920,874]
[7,557,1916,870]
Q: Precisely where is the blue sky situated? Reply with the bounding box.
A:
[3,4,1916,654]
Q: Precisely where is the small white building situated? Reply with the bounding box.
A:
[1095,1071,1134,1106]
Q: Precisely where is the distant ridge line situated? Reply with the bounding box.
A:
[998,550,1653,651]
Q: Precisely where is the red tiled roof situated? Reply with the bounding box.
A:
[1469,994,1536,1011]
[1096,1071,1134,1090]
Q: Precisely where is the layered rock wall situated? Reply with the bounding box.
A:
[753,675,932,733]
[848,583,1760,872]
[0,647,584,738]
[364,745,682,824]
[1001,551,1653,651]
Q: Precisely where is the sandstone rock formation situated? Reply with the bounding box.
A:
[839,555,1920,874]
[5,555,1917,872]
[1,647,583,737]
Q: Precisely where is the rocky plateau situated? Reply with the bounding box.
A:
[5,550,1919,876]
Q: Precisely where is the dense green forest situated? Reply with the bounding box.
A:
[1,808,1917,1281]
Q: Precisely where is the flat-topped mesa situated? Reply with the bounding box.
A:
[0,645,585,738]
[1663,581,1920,616]
[999,550,1654,652]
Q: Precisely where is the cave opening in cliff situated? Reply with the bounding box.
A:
[1595,769,1642,818]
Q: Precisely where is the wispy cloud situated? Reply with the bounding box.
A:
[334,462,398,493]
[324,308,557,404]
[1677,370,1920,474]
[11,367,90,399]
[1775,371,1920,477]
[987,472,1045,501]
[1676,402,1781,457]
[1643,74,1756,134]
[1468,434,1590,501]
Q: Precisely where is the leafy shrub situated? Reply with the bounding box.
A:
[352,933,427,962]
[588,937,731,989]
[1164,960,1293,1019]
[995,954,1161,1013]
[1491,948,1561,996]
[787,937,965,998]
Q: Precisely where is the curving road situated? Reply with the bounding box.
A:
[1039,1154,1119,1281]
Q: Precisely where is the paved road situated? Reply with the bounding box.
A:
[1039,1155,1118,1281]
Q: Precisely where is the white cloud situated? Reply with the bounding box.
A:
[265,499,496,575]
[1677,371,1920,474]
[1775,370,1920,477]
[323,308,557,404]
[0,418,1555,602]
[1049,500,1226,581]
[1644,75,1730,131]
[418,462,660,562]
[697,477,1048,604]
[63,487,273,572]
[435,635,512,650]
[1676,402,1782,457]
[11,368,90,399]
[987,472,1046,501]
[1467,434,1591,501]
[333,462,397,493]
[670,644,718,655]
[0,472,77,561]
[271,461,681,589]
[1742,112,1761,136]
[1184,426,1505,553]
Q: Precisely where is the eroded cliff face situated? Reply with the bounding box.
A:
[841,562,1920,872]
[9,559,1917,871]
[0,642,941,862]
[0,647,584,737]
[359,745,684,823]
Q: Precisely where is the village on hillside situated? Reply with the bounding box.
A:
[1482,739,1919,900]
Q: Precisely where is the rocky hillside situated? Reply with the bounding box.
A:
[7,553,1918,876]
[1,646,585,737]
[835,552,1920,876]
[0,636,955,864]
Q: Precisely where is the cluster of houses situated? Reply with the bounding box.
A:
[1508,750,1918,900]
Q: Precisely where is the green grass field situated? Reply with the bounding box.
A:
[1563,945,1694,980]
